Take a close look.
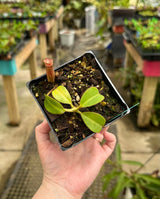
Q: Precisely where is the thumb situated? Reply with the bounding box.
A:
[35,120,51,146]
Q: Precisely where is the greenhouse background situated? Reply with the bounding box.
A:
[0,0,160,198]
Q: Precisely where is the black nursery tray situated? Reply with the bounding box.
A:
[109,8,135,17]
[27,51,130,150]
[135,45,160,61]
[0,15,51,23]
[128,33,160,61]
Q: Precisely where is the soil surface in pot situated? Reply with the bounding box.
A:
[31,54,126,149]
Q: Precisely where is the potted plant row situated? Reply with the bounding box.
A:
[107,0,135,26]
[124,17,160,60]
[0,0,61,23]
[135,6,160,19]
[0,20,38,60]
[27,52,130,150]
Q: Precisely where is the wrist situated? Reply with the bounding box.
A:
[32,179,82,199]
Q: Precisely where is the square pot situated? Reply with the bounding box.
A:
[27,51,130,150]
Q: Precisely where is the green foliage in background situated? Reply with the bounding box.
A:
[152,83,160,127]
[119,65,160,127]
[0,0,61,18]
[102,143,160,199]
[63,0,90,28]
[125,18,160,51]
[0,20,38,55]
[88,0,109,38]
[64,0,88,18]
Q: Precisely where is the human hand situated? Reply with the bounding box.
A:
[33,120,116,199]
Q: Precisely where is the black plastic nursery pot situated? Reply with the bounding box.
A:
[27,51,130,150]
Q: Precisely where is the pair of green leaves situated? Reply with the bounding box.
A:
[44,86,106,133]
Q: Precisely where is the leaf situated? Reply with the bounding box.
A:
[151,113,159,127]
[52,86,72,105]
[116,143,121,163]
[142,183,160,194]
[80,87,104,108]
[136,174,160,186]
[44,95,65,114]
[121,160,144,167]
[106,159,114,165]
[108,172,127,199]
[80,112,106,133]
[135,183,147,199]
[102,170,121,192]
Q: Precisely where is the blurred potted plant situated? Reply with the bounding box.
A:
[63,0,90,28]
[102,143,160,199]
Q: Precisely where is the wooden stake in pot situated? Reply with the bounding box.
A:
[43,58,55,83]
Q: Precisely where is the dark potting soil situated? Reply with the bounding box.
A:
[31,54,126,149]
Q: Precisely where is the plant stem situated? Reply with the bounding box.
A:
[136,0,139,8]
[64,106,81,112]
[47,86,56,96]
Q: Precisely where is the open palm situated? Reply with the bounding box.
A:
[35,120,116,198]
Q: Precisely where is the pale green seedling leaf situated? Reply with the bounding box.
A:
[52,86,72,105]
[80,87,104,108]
[44,95,65,114]
[80,112,106,133]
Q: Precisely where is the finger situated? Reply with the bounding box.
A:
[35,120,51,145]
[93,133,104,142]
[102,131,116,158]
[99,126,109,135]
[92,126,109,142]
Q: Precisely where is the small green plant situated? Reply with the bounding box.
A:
[125,18,160,51]
[0,20,39,56]
[44,86,106,133]
[102,144,160,199]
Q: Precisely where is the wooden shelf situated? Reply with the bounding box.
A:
[124,41,160,127]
